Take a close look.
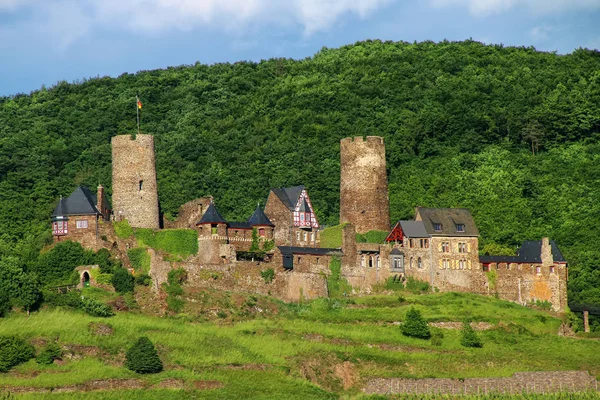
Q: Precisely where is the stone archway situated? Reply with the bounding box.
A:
[82,271,90,288]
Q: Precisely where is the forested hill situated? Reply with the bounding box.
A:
[1,40,600,303]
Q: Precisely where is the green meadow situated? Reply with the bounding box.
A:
[1,290,599,399]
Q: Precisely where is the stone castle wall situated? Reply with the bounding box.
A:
[111,134,160,229]
[340,136,390,234]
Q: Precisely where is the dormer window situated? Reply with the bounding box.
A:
[456,224,465,232]
[433,223,442,232]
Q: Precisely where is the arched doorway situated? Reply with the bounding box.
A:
[82,271,90,288]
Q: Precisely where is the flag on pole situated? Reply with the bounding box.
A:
[137,97,142,109]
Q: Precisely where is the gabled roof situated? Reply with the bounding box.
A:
[298,198,310,213]
[416,207,479,237]
[271,185,305,210]
[228,222,252,230]
[52,186,100,217]
[399,221,429,238]
[248,205,274,227]
[196,202,227,225]
[480,239,566,264]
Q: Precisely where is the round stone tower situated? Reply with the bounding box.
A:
[339,136,390,233]
[111,134,160,229]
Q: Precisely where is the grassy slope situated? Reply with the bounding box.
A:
[1,291,600,399]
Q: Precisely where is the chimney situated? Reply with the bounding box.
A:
[541,237,553,266]
[97,185,105,220]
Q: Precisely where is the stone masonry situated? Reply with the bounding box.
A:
[340,136,390,234]
[365,371,598,395]
[111,134,160,229]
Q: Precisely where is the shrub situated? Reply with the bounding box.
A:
[0,290,9,318]
[36,342,62,365]
[405,276,430,293]
[0,336,35,372]
[260,268,275,284]
[401,307,431,339]
[384,275,404,291]
[42,289,82,309]
[111,268,134,293]
[134,229,198,258]
[127,248,151,275]
[327,257,352,298]
[125,337,163,374]
[135,274,152,286]
[460,320,483,348]
[430,329,444,346]
[114,220,134,239]
[80,298,114,317]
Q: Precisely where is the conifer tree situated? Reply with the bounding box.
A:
[460,320,483,348]
[125,336,163,374]
[401,307,431,339]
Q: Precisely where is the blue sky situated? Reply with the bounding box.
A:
[0,0,599,97]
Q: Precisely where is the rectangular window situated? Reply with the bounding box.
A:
[303,232,308,241]
[296,231,300,241]
[361,255,365,268]
[424,239,429,248]
[409,239,414,248]
[458,243,466,253]
[442,242,450,253]
[300,213,304,221]
[310,232,315,242]
[483,264,490,272]
[459,260,466,270]
[442,259,450,269]
[76,220,88,229]
[456,224,465,232]
[550,266,555,273]
[536,266,542,275]
[433,223,442,232]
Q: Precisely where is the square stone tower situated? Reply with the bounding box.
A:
[340,136,390,233]
[111,134,160,229]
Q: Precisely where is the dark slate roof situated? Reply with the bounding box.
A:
[196,202,227,225]
[228,222,252,229]
[271,185,305,210]
[52,186,100,217]
[248,205,275,227]
[298,198,310,212]
[278,246,343,256]
[416,207,479,237]
[399,221,429,238]
[480,239,566,264]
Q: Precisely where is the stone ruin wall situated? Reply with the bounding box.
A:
[164,197,213,229]
[365,371,598,396]
[339,136,390,234]
[111,134,160,229]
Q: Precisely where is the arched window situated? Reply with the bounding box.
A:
[139,180,144,191]
[418,257,422,269]
[258,228,265,237]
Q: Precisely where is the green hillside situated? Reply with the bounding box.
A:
[1,289,600,398]
[1,40,600,308]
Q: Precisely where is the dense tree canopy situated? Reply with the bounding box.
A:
[1,39,599,304]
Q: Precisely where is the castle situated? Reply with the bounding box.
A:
[51,134,568,311]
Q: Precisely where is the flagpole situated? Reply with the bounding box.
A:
[136,96,140,134]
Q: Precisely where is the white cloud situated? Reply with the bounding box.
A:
[0,0,392,49]
[530,25,553,41]
[431,0,600,16]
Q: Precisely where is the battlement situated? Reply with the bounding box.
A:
[111,134,155,147]
[340,136,385,146]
